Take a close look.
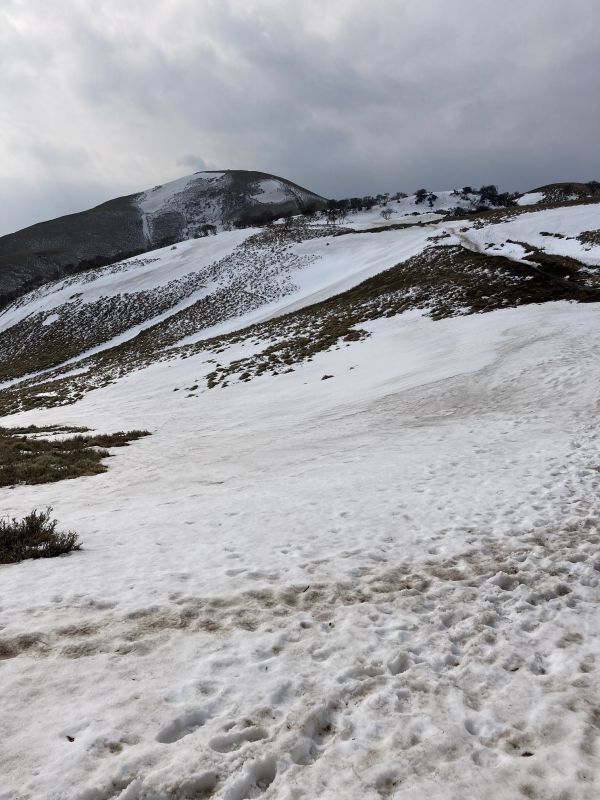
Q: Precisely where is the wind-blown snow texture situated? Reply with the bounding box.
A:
[0,197,598,800]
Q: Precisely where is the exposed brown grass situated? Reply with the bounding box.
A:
[0,426,150,486]
[578,229,600,247]
[202,243,599,388]
[0,213,597,414]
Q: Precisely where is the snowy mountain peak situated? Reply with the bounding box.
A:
[0,169,326,308]
[135,170,323,245]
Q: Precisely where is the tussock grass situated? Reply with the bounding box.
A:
[0,426,150,486]
[7,424,89,435]
[0,508,80,564]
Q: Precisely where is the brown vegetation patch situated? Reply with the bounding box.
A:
[200,244,598,388]
[578,229,600,248]
[0,426,150,486]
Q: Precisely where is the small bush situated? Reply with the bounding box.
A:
[0,508,81,564]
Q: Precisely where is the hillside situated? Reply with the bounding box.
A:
[0,170,326,308]
[0,195,597,402]
[0,192,598,799]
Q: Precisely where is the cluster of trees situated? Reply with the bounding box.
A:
[414,189,438,208]
[450,185,517,209]
[238,178,569,231]
[302,192,410,224]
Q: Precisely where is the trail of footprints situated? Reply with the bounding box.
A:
[6,416,599,799]
[68,512,600,800]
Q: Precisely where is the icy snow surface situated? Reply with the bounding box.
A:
[0,300,599,799]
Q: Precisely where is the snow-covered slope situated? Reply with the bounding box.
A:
[0,199,597,391]
[0,193,598,800]
[335,190,508,230]
[447,203,600,266]
[1,301,599,800]
[0,170,326,309]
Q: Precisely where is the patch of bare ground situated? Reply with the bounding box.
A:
[0,425,150,486]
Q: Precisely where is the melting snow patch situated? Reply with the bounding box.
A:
[517,192,545,206]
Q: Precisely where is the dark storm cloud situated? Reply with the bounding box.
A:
[1,0,599,234]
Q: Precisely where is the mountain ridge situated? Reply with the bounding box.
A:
[0,194,597,415]
[0,169,327,308]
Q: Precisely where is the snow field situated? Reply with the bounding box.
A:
[516,192,545,206]
[251,179,296,205]
[450,203,600,266]
[0,230,253,334]
[0,302,599,798]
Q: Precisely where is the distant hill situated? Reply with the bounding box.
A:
[0,186,597,397]
[0,170,326,308]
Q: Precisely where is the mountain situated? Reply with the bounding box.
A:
[0,185,597,397]
[0,184,599,800]
[0,169,326,308]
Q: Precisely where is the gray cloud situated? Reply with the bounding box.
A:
[176,155,207,171]
[1,0,599,234]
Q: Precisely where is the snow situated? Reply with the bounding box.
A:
[137,172,226,215]
[1,301,599,799]
[277,227,441,313]
[137,172,227,241]
[0,229,253,335]
[448,203,600,266]
[517,192,545,206]
[175,225,440,347]
[0,279,225,393]
[0,191,599,798]
[41,312,59,326]
[338,206,444,230]
[391,189,472,215]
[325,190,488,231]
[251,179,293,205]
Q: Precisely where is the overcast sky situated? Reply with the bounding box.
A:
[1,0,599,235]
